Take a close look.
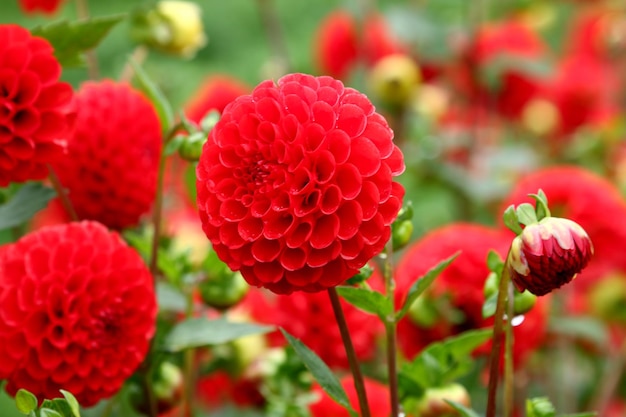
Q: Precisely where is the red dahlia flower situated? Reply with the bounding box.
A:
[53,81,162,230]
[19,0,65,15]
[0,24,74,186]
[0,221,157,406]
[241,288,382,369]
[395,223,548,366]
[184,74,250,123]
[196,73,405,294]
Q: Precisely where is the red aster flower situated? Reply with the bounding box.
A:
[196,73,405,294]
[395,223,548,366]
[0,221,157,406]
[242,288,382,369]
[18,0,65,15]
[0,24,74,186]
[53,80,162,230]
[184,75,250,123]
[314,11,405,80]
[309,375,390,417]
[500,166,626,292]
[508,217,593,296]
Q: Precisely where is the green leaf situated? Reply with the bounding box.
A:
[130,59,174,134]
[164,134,186,156]
[41,398,73,417]
[15,389,37,414]
[503,204,523,234]
[400,329,492,390]
[482,293,498,319]
[529,189,551,220]
[516,203,538,226]
[527,397,556,417]
[336,286,393,320]
[0,183,56,231]
[39,409,62,417]
[156,281,187,313]
[31,15,125,67]
[548,316,608,349]
[59,390,80,417]
[163,317,274,352]
[486,250,504,274]
[280,328,356,415]
[444,400,482,417]
[396,252,459,320]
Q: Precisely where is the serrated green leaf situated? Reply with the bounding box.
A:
[59,390,80,417]
[163,317,274,352]
[516,203,538,226]
[336,286,392,320]
[280,328,356,415]
[15,389,37,414]
[31,15,125,68]
[0,183,56,231]
[130,59,174,134]
[396,252,459,320]
[444,400,482,417]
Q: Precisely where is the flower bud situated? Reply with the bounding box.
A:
[507,217,593,296]
[131,0,207,58]
[368,54,421,108]
[414,383,471,417]
[178,131,207,161]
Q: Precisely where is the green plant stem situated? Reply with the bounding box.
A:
[486,263,512,417]
[180,291,196,417]
[504,282,515,417]
[149,150,166,277]
[328,287,371,417]
[47,164,79,221]
[74,0,99,80]
[590,341,626,415]
[383,240,400,417]
[120,46,149,83]
[98,397,116,417]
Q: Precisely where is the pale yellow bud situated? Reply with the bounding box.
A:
[155,0,207,58]
[521,98,559,137]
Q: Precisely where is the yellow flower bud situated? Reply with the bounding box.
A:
[156,0,207,58]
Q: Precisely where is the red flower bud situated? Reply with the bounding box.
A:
[508,217,594,296]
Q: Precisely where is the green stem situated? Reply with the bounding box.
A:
[486,259,512,417]
[256,0,291,75]
[504,282,515,417]
[98,397,116,417]
[47,164,79,221]
[180,290,196,417]
[328,287,371,417]
[383,240,399,417]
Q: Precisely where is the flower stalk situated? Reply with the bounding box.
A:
[47,164,78,222]
[383,239,400,417]
[328,287,371,417]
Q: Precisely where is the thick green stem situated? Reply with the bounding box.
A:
[486,263,512,417]
[328,287,371,417]
[383,240,400,416]
[47,164,79,221]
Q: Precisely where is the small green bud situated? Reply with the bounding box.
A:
[414,383,471,417]
[199,271,249,310]
[392,219,414,250]
[526,397,556,417]
[513,289,537,315]
[408,296,439,328]
[178,131,207,161]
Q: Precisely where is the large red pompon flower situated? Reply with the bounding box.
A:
[53,81,162,230]
[0,24,73,186]
[19,0,65,15]
[0,221,157,406]
[196,73,405,294]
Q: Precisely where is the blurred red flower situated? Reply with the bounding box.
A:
[242,288,382,369]
[19,0,64,15]
[0,24,74,186]
[53,81,162,230]
[196,73,405,294]
[309,375,391,417]
[0,221,156,406]
[395,223,548,367]
[454,20,547,120]
[184,74,250,124]
[314,11,406,79]
[196,370,265,410]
